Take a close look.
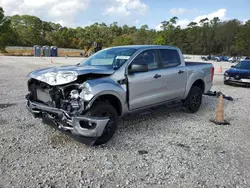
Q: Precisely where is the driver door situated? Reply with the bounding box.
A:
[127,49,167,110]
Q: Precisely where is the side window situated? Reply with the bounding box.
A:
[131,50,159,70]
[159,49,181,68]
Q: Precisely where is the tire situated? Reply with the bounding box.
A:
[183,86,202,113]
[84,102,118,145]
[224,80,231,86]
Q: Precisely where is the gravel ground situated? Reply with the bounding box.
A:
[0,56,250,188]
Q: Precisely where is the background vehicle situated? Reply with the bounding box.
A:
[228,57,236,63]
[224,60,250,86]
[219,56,229,61]
[228,56,245,63]
[201,55,221,62]
[26,45,214,145]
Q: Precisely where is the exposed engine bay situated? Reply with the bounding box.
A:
[26,74,107,117]
[26,72,115,146]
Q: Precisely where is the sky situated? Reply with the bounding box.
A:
[0,0,249,30]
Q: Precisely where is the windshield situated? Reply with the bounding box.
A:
[80,47,137,70]
[235,61,250,70]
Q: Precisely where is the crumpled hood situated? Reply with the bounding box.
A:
[28,64,115,79]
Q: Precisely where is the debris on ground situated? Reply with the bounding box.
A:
[138,150,148,155]
[204,90,233,101]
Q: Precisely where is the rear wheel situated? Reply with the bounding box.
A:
[182,86,202,113]
[84,102,118,145]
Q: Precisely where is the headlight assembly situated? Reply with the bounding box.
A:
[36,71,77,85]
[224,72,228,76]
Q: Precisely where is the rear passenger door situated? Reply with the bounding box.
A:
[158,49,187,100]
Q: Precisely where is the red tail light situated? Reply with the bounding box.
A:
[211,66,214,82]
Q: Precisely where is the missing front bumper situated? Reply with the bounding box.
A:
[26,100,110,139]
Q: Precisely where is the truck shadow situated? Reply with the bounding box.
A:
[118,95,220,129]
[120,103,183,128]
[109,95,234,147]
[44,95,232,148]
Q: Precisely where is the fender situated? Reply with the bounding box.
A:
[82,77,127,114]
[183,69,206,99]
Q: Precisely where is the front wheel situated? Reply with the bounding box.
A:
[84,102,118,145]
[182,86,202,113]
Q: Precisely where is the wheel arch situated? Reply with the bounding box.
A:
[184,78,205,99]
[86,91,124,116]
[192,79,205,93]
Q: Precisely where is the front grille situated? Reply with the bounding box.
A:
[28,79,52,101]
[27,78,64,108]
[37,88,52,103]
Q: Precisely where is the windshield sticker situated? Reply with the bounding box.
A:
[116,56,130,60]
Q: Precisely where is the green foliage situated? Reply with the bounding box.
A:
[1,6,250,55]
[0,7,14,51]
[235,20,250,55]
[111,34,134,46]
[153,34,165,45]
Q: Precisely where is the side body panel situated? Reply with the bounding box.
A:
[84,46,213,116]
[127,68,169,110]
[158,66,187,101]
[183,64,213,99]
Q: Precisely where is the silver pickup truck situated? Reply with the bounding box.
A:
[26,45,214,145]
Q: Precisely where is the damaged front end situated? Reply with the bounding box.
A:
[25,76,109,145]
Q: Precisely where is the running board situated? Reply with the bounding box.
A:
[139,101,183,116]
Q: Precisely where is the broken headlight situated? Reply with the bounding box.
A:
[80,82,94,101]
[36,71,78,85]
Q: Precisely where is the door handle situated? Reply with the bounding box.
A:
[154,74,161,79]
[178,70,184,74]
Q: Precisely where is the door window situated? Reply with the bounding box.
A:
[159,49,181,68]
[130,50,159,70]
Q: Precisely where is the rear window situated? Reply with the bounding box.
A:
[159,49,181,68]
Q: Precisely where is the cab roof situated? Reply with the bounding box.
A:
[108,45,179,50]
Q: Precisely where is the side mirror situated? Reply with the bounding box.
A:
[231,65,235,68]
[128,64,148,74]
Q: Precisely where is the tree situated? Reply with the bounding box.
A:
[111,34,133,46]
[235,20,250,55]
[0,10,250,56]
[210,17,220,27]
[199,18,209,26]
[0,7,14,51]
[153,34,165,45]
[188,22,197,28]
[160,21,169,31]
